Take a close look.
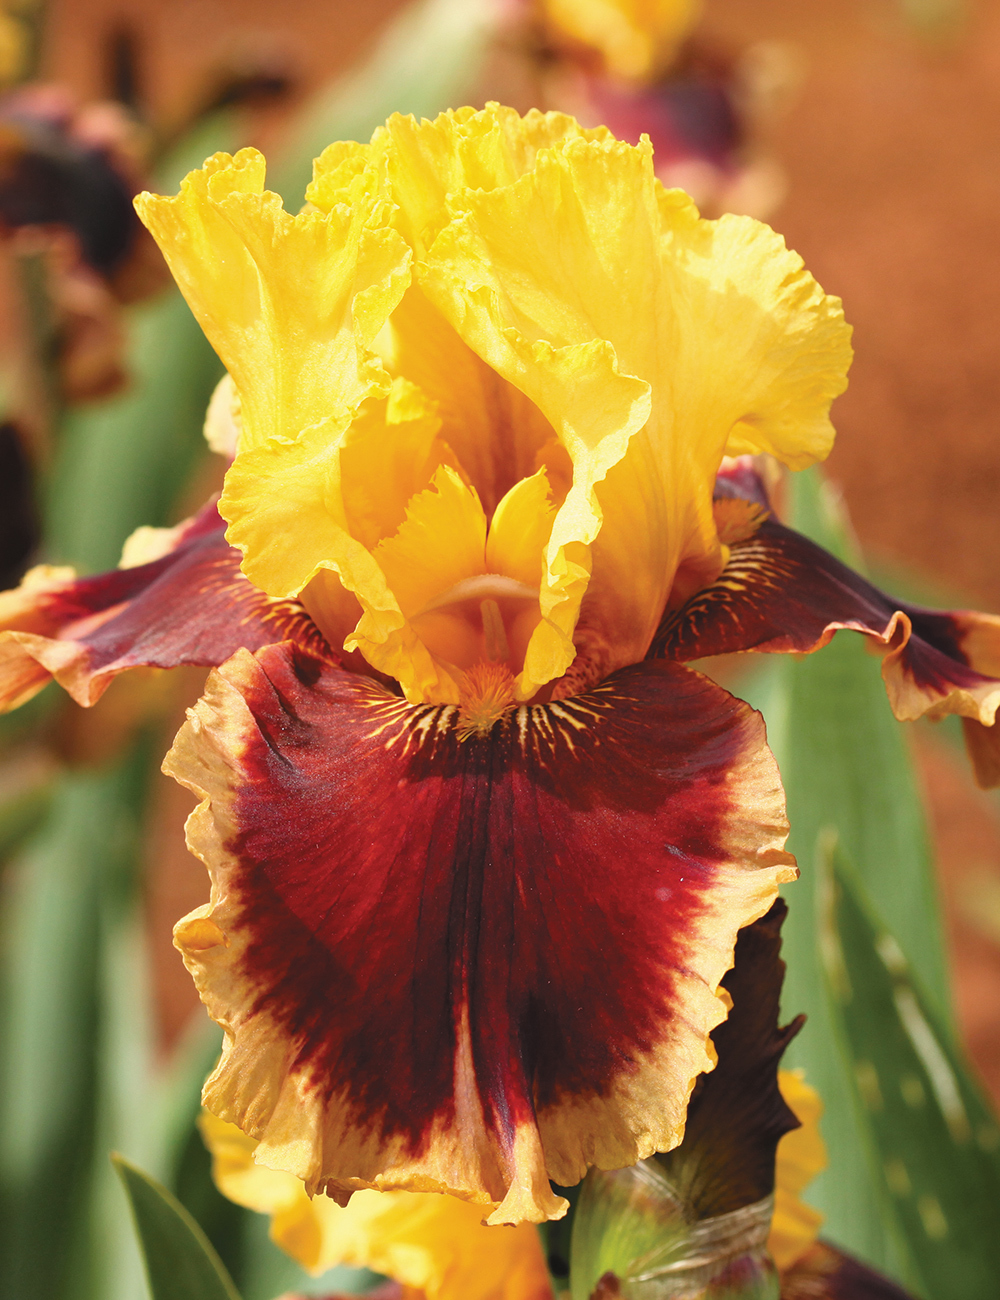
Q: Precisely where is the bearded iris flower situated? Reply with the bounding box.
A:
[1,105,997,1228]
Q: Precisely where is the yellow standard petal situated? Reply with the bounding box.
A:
[200,1111,552,1300]
[418,118,851,691]
[142,106,850,711]
[134,147,411,449]
[221,379,470,701]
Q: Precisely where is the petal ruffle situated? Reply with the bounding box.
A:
[417,116,851,685]
[0,500,328,711]
[655,509,1000,788]
[221,383,482,703]
[134,148,411,450]
[200,1111,552,1300]
[165,643,794,1224]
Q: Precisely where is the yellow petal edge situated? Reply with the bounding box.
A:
[200,1067,825,1293]
[200,1111,552,1300]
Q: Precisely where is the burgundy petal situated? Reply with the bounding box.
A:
[780,1242,917,1299]
[654,514,1000,786]
[0,497,330,710]
[167,643,794,1223]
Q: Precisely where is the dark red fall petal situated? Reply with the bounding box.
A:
[653,518,1000,786]
[656,898,804,1218]
[0,498,330,711]
[166,644,795,1224]
[780,1242,916,1299]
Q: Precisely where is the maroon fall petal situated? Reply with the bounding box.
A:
[653,513,1000,786]
[0,497,330,711]
[780,1241,917,1299]
[166,643,794,1223]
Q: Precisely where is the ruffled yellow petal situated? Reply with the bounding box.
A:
[221,380,465,702]
[200,1111,552,1300]
[769,1070,827,1272]
[486,471,558,590]
[419,125,850,688]
[309,106,610,259]
[340,378,457,551]
[386,286,565,518]
[368,466,487,686]
[542,0,701,80]
[145,107,849,705]
[134,148,411,450]
[0,13,28,84]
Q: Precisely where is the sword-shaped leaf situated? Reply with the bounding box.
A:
[819,837,1000,1300]
[113,1155,242,1300]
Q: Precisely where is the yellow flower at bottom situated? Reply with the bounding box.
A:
[203,1073,824,1293]
[770,1070,827,1272]
[200,1112,553,1300]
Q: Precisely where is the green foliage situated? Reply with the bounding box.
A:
[113,1155,242,1300]
[44,283,223,571]
[737,468,950,1280]
[0,752,155,1300]
[820,840,1000,1298]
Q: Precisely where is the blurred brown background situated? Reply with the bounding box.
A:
[40,0,1000,1096]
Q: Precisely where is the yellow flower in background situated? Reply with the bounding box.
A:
[201,1111,552,1300]
[540,0,701,81]
[771,1070,827,1271]
[0,10,27,85]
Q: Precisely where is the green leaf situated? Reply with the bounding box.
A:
[44,286,223,571]
[734,467,949,1278]
[113,1154,242,1300]
[820,837,1000,1299]
[0,754,151,1300]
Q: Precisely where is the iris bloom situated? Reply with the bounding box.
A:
[1,105,998,1227]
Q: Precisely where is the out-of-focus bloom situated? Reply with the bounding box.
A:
[539,0,701,81]
[0,105,995,1230]
[528,0,792,217]
[200,1111,552,1300]
[0,11,27,88]
[0,84,167,399]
